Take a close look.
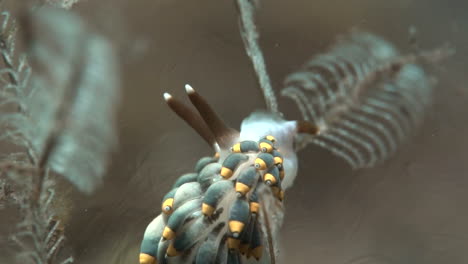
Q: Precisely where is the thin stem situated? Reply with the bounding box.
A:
[236,0,278,113]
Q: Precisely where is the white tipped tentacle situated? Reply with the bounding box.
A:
[184,83,195,94]
[163,92,172,101]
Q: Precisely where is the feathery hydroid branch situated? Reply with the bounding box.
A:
[0,6,120,264]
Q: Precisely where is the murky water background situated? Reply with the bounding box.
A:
[1,0,468,263]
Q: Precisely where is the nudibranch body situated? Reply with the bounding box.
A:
[139,82,318,264]
[140,139,289,264]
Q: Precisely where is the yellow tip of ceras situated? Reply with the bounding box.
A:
[231,143,242,153]
[265,135,276,142]
[202,203,215,216]
[229,220,245,238]
[161,198,174,215]
[270,186,284,201]
[139,253,156,264]
[274,156,283,166]
[166,243,180,257]
[235,182,250,196]
[259,142,273,153]
[249,246,263,260]
[254,158,267,170]
[263,173,277,186]
[162,226,175,240]
[227,237,241,250]
[220,167,233,179]
[249,202,260,214]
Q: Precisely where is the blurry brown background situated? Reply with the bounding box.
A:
[4,0,468,263]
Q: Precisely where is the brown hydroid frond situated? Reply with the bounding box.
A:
[282,32,443,168]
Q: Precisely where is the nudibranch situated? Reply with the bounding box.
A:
[139,84,318,264]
